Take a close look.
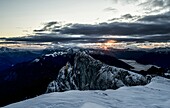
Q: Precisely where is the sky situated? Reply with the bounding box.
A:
[0,0,113,37]
[0,0,170,50]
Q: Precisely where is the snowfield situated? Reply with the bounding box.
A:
[120,59,159,72]
[4,77,170,108]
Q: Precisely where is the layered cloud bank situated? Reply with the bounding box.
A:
[0,0,170,49]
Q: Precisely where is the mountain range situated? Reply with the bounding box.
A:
[0,48,169,107]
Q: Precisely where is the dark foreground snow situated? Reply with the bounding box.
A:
[4,77,170,108]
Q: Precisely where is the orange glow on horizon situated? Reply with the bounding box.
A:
[96,39,117,50]
[105,40,117,44]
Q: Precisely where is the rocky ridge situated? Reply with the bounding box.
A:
[47,51,149,92]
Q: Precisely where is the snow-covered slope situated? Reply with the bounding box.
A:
[4,77,170,108]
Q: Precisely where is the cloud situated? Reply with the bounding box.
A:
[3,35,112,45]
[2,33,170,45]
[111,0,139,4]
[49,11,169,36]
[34,21,60,32]
[108,14,140,22]
[104,7,117,12]
[137,0,170,14]
[27,11,170,44]
[0,41,19,44]
[139,0,170,7]
[121,14,133,19]
[138,11,170,23]
[55,21,170,36]
[108,0,170,15]
[2,8,169,47]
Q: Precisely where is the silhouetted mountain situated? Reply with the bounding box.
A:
[136,51,170,69]
[109,49,170,69]
[0,47,43,72]
[0,49,133,107]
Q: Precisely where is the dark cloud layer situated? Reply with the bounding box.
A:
[138,12,170,23]
[55,18,170,36]
[34,21,60,32]
[139,0,170,8]
[57,22,169,36]
[138,0,170,14]
[32,11,168,37]
[55,11,169,36]
[3,36,112,45]
[2,33,170,45]
[1,10,170,46]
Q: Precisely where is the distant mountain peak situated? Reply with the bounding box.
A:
[47,51,148,93]
[0,47,16,52]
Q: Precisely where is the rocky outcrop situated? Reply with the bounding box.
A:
[47,62,78,92]
[47,52,148,93]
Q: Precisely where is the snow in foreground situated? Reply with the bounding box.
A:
[4,77,170,108]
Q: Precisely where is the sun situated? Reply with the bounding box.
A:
[105,40,117,45]
[98,40,117,50]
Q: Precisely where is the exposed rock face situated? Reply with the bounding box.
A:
[74,52,103,90]
[47,52,148,92]
[47,62,78,93]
